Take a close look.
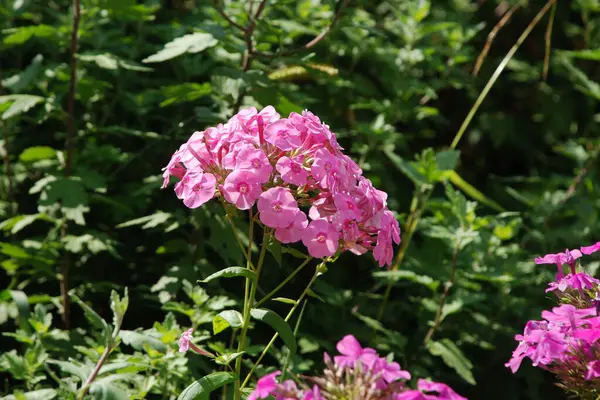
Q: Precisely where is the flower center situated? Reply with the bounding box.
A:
[238,183,249,193]
[252,159,261,168]
[324,161,332,171]
[291,163,301,173]
[192,184,201,192]
[272,202,282,212]
[346,201,354,209]
[316,233,327,243]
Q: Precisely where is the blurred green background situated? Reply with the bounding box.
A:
[2,0,600,399]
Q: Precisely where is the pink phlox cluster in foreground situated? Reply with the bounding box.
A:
[162,106,400,266]
[248,335,466,400]
[508,241,600,393]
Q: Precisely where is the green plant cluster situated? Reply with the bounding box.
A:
[1,0,600,399]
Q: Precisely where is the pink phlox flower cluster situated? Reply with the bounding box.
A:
[162,106,400,266]
[396,379,467,400]
[506,304,599,374]
[535,248,582,279]
[248,335,465,400]
[546,272,600,293]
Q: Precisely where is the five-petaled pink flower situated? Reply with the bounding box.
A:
[258,187,300,229]
[264,119,303,150]
[182,172,216,209]
[276,156,309,186]
[302,219,340,258]
[234,145,273,183]
[275,211,309,244]
[248,371,281,400]
[221,170,262,210]
[333,334,376,367]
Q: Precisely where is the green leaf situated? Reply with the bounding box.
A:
[116,212,172,229]
[384,148,427,186]
[212,310,243,334]
[200,267,256,283]
[142,32,218,63]
[214,351,245,366]
[281,247,308,259]
[427,339,475,385]
[177,372,237,400]
[19,146,56,162]
[0,95,44,120]
[3,25,56,46]
[267,236,282,266]
[119,330,167,353]
[1,389,57,400]
[70,293,112,345]
[47,360,90,381]
[89,382,129,400]
[445,171,504,212]
[9,290,31,334]
[2,54,44,92]
[110,288,129,333]
[435,150,460,171]
[250,308,297,356]
[373,270,439,291]
[272,297,297,305]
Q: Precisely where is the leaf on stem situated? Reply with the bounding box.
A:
[250,308,297,356]
[177,372,237,400]
[212,310,244,334]
[199,267,256,283]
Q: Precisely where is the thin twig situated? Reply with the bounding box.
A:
[423,240,462,346]
[252,0,350,58]
[60,0,81,331]
[543,1,557,81]
[451,0,556,150]
[565,147,599,200]
[78,344,113,399]
[211,0,246,32]
[473,4,520,76]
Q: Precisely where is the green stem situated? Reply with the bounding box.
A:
[226,213,256,270]
[281,299,308,381]
[234,229,270,400]
[450,0,556,150]
[255,257,312,308]
[240,263,321,390]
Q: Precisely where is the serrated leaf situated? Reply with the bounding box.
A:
[250,308,296,356]
[384,148,427,186]
[89,381,129,400]
[212,310,243,334]
[214,351,245,366]
[119,330,167,353]
[110,289,129,333]
[1,389,57,400]
[427,339,475,385]
[200,267,256,283]
[70,293,111,345]
[178,372,237,400]
[0,95,44,119]
[9,290,30,334]
[142,32,218,63]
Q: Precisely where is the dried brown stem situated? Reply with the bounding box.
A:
[211,0,247,32]
[61,0,81,330]
[543,1,557,81]
[423,240,462,346]
[473,4,520,76]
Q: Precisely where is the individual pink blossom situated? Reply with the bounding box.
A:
[264,119,303,150]
[302,219,340,258]
[221,170,262,210]
[178,328,194,353]
[248,371,281,400]
[333,193,361,220]
[275,211,308,244]
[276,156,309,186]
[333,334,376,367]
[417,379,467,400]
[373,234,394,267]
[234,145,273,183]
[258,187,300,229]
[182,172,216,209]
[303,385,324,400]
[582,241,600,255]
[310,148,339,188]
[535,249,582,278]
[586,361,600,380]
[546,273,600,293]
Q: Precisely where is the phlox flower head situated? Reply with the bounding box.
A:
[162,106,401,266]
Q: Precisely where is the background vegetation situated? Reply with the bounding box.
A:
[1,0,600,399]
